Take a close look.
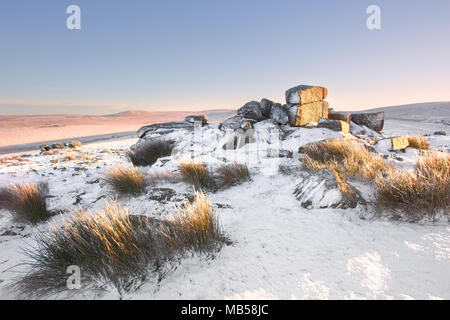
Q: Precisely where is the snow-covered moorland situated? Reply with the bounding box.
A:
[0,103,449,300]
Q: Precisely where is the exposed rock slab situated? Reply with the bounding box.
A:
[285,85,328,104]
[351,112,384,133]
[287,101,329,127]
[328,111,351,124]
[219,115,253,131]
[318,118,350,134]
[137,121,194,139]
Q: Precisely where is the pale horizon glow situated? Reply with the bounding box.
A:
[1,0,449,115]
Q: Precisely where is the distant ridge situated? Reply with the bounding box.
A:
[104,109,234,118]
[363,101,450,124]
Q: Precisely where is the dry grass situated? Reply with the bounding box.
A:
[407,135,430,150]
[148,169,180,185]
[215,162,250,189]
[43,150,59,156]
[63,152,77,161]
[104,165,145,196]
[127,139,174,167]
[179,160,214,190]
[375,150,450,219]
[302,138,391,180]
[168,190,224,254]
[0,183,49,224]
[0,156,31,165]
[14,192,225,298]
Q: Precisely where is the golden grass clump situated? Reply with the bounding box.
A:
[104,165,145,196]
[302,138,391,180]
[215,162,251,189]
[169,190,224,254]
[179,160,213,190]
[15,192,225,298]
[0,183,49,224]
[407,136,430,150]
[375,150,450,219]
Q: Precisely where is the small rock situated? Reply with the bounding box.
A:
[40,145,51,152]
[391,136,409,151]
[433,131,447,136]
[52,142,67,149]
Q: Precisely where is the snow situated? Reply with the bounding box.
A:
[0,122,449,300]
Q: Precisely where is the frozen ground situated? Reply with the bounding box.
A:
[0,119,449,300]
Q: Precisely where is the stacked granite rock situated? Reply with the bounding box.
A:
[285,85,329,127]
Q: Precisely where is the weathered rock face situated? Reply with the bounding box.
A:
[237,101,264,121]
[391,136,409,151]
[137,121,194,139]
[318,118,349,134]
[328,111,351,124]
[293,169,367,209]
[351,112,384,133]
[287,101,329,127]
[219,115,253,131]
[269,104,289,125]
[184,115,208,125]
[260,99,274,118]
[147,188,194,203]
[285,85,328,104]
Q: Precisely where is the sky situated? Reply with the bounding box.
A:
[0,0,449,115]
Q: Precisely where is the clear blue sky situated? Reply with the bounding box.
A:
[1,0,449,114]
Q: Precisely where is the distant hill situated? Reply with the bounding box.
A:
[105,109,234,119]
[364,101,450,125]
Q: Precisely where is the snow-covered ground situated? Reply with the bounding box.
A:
[0,120,449,300]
